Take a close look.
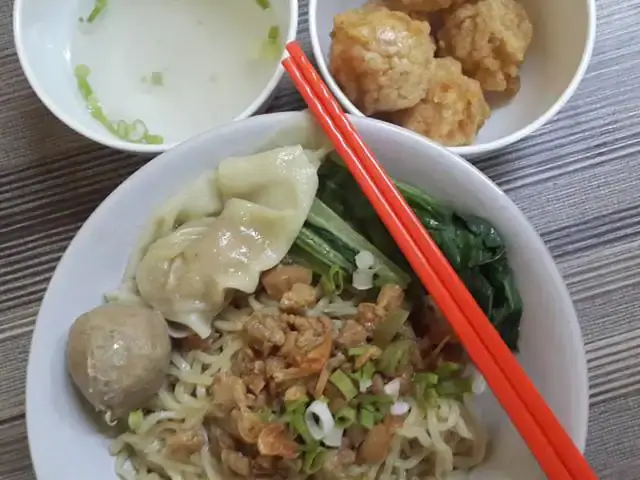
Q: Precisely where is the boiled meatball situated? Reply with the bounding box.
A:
[66,303,171,419]
[329,5,436,115]
[437,0,533,92]
[390,57,490,146]
[383,0,467,14]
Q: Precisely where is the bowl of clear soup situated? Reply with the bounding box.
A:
[13,0,299,152]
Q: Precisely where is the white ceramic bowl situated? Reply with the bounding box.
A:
[26,112,588,479]
[309,0,596,157]
[13,0,298,154]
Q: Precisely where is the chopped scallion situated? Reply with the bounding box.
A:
[334,407,356,428]
[286,395,309,413]
[377,339,413,377]
[86,0,108,23]
[359,408,375,429]
[150,71,164,86]
[268,25,280,42]
[290,410,315,444]
[73,64,164,145]
[329,370,358,401]
[127,409,143,432]
[303,445,327,474]
[436,361,463,378]
[321,264,344,295]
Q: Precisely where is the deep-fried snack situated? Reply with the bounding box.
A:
[390,58,490,146]
[437,0,533,92]
[329,5,436,115]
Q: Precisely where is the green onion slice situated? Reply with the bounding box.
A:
[334,407,356,429]
[73,64,163,145]
[329,370,358,401]
[303,445,327,474]
[86,0,108,23]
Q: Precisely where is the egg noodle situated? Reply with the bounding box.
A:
[107,297,487,480]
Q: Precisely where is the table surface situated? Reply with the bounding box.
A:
[2,0,640,478]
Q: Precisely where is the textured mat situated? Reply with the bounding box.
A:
[1,0,640,478]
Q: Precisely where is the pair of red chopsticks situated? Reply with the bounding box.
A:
[282,41,597,480]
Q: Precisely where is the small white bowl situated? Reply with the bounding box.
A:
[309,0,596,157]
[13,0,298,154]
[26,112,588,480]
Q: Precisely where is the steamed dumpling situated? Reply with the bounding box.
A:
[134,146,320,337]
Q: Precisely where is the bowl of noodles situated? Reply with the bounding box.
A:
[26,111,588,480]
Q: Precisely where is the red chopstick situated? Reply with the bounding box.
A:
[282,41,597,480]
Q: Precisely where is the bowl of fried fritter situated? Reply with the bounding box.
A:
[309,0,596,156]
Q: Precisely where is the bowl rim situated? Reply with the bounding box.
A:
[12,0,299,154]
[308,0,597,156]
[26,112,589,480]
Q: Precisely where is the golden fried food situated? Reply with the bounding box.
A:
[329,6,436,115]
[390,58,490,146]
[437,0,533,92]
[383,0,466,14]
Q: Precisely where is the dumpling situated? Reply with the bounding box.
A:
[134,146,320,338]
[104,170,223,308]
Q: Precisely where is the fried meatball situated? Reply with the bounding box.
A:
[329,6,436,115]
[390,58,490,146]
[383,0,466,14]
[437,0,533,92]
[66,304,171,418]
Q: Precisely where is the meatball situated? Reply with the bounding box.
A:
[66,304,171,418]
[390,57,490,146]
[383,0,466,14]
[329,6,436,115]
[437,0,533,92]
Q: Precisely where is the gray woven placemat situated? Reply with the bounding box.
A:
[1,0,640,478]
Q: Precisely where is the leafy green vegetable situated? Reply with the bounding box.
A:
[73,65,163,145]
[292,199,410,290]
[85,0,107,23]
[316,154,523,350]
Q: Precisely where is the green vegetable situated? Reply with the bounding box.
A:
[257,408,277,423]
[377,339,413,377]
[150,71,164,86]
[436,361,463,378]
[285,395,309,413]
[334,407,356,428]
[361,361,375,380]
[73,65,163,145]
[414,372,439,386]
[85,0,107,23]
[259,25,282,60]
[303,445,327,474]
[372,308,410,348]
[127,410,143,432]
[304,200,410,288]
[329,370,358,401]
[321,264,345,295]
[256,0,270,9]
[315,154,523,350]
[290,410,314,444]
[358,408,375,429]
[436,378,473,399]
